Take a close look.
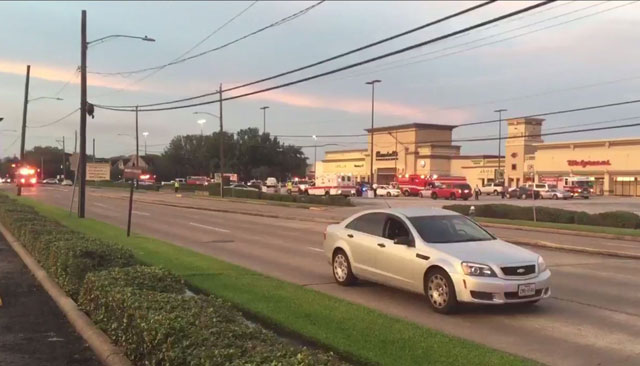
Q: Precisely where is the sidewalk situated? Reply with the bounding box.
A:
[0,236,99,366]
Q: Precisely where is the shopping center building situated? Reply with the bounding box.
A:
[315,118,640,196]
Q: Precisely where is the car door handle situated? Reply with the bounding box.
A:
[377,243,386,248]
[347,234,354,238]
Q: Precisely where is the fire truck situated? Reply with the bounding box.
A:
[307,174,356,197]
[15,165,38,187]
[396,174,467,196]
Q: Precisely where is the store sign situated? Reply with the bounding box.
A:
[376,151,398,160]
[540,176,559,184]
[354,164,364,168]
[567,160,611,168]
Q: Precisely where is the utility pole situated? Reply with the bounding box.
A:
[74,130,77,153]
[219,84,224,198]
[127,106,139,237]
[494,108,507,184]
[62,136,66,179]
[78,9,87,218]
[18,65,31,197]
[260,106,269,134]
[366,79,381,185]
[92,138,95,162]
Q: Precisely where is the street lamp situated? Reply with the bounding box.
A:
[77,8,156,219]
[260,106,269,134]
[193,110,224,197]
[28,96,64,103]
[365,79,381,185]
[312,135,318,178]
[142,131,149,156]
[196,119,206,135]
[494,108,507,184]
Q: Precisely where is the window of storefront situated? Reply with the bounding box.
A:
[614,177,639,197]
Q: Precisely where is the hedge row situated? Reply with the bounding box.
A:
[80,267,345,366]
[444,204,640,229]
[0,194,347,366]
[212,186,353,206]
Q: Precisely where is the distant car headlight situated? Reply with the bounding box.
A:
[538,256,547,273]
[461,262,497,277]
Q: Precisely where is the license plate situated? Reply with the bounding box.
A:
[518,284,536,297]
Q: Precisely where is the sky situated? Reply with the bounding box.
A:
[2,1,640,162]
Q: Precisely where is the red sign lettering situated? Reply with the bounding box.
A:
[567,160,611,168]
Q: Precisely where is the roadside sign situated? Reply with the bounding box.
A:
[123,168,142,179]
[87,162,110,181]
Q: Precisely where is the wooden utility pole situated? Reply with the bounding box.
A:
[18,65,31,197]
[62,136,66,179]
[219,84,224,198]
[78,9,87,218]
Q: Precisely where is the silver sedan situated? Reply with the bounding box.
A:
[323,207,551,314]
[539,189,572,200]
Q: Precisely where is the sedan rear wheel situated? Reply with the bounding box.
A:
[425,269,458,314]
[431,192,438,200]
[386,192,391,197]
[332,250,356,286]
[553,194,558,200]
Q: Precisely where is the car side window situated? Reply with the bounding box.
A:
[384,216,411,241]
[345,213,386,237]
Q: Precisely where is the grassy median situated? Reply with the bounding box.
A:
[477,217,640,238]
[14,196,536,366]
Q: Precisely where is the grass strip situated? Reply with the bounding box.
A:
[16,196,536,366]
[476,217,640,238]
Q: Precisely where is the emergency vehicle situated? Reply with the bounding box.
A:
[396,174,467,196]
[15,165,38,187]
[307,174,356,196]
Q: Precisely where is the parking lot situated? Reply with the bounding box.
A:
[352,193,640,214]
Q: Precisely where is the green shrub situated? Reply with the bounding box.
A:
[80,267,345,366]
[229,188,261,199]
[443,204,640,230]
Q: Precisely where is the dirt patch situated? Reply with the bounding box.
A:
[0,236,100,366]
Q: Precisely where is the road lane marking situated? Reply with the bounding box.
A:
[189,222,230,233]
[307,247,324,252]
[132,211,150,216]
[93,203,109,208]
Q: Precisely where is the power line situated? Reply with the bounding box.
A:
[334,1,633,82]
[104,0,497,109]
[53,67,80,97]
[95,1,554,113]
[89,1,324,77]
[27,108,80,129]
[2,136,20,153]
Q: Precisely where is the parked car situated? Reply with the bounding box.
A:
[61,179,73,186]
[42,178,59,184]
[1,177,12,183]
[510,186,541,199]
[376,185,401,197]
[229,183,259,191]
[539,188,572,200]
[479,182,505,195]
[430,183,473,200]
[323,207,551,314]
[565,185,590,199]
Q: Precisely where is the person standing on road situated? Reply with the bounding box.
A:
[501,184,506,199]
[174,180,180,193]
[474,185,480,200]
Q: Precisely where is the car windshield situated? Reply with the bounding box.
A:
[408,215,495,244]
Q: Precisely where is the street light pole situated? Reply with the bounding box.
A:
[494,108,507,184]
[18,65,30,197]
[260,106,269,134]
[219,83,224,198]
[366,79,381,185]
[312,135,318,178]
[142,132,148,156]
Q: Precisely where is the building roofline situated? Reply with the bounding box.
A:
[534,136,640,147]
[325,148,367,154]
[365,122,456,133]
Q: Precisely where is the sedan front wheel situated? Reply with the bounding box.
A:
[425,269,458,314]
[333,250,356,286]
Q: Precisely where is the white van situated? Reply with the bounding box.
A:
[527,183,558,192]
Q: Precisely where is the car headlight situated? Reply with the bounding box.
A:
[461,262,497,277]
[537,256,547,273]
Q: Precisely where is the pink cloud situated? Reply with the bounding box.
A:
[0,59,145,91]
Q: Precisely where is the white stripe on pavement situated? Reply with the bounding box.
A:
[93,203,109,208]
[189,222,230,233]
[307,247,324,252]
[132,211,150,216]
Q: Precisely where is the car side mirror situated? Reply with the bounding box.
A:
[393,236,413,246]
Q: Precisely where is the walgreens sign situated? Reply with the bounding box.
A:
[567,159,611,168]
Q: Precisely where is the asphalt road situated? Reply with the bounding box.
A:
[4,185,640,366]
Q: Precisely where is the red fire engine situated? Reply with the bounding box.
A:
[15,165,38,187]
[395,174,467,196]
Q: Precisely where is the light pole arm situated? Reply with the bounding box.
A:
[87,34,155,46]
[193,111,220,120]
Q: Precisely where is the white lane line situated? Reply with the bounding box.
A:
[307,247,324,253]
[132,211,151,216]
[189,222,230,233]
[93,203,109,208]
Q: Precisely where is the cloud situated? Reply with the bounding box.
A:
[225,86,471,123]
[0,59,145,91]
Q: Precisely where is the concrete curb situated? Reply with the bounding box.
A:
[0,223,133,366]
[504,236,640,260]
[480,221,640,242]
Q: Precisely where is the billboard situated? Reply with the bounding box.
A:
[87,163,110,181]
